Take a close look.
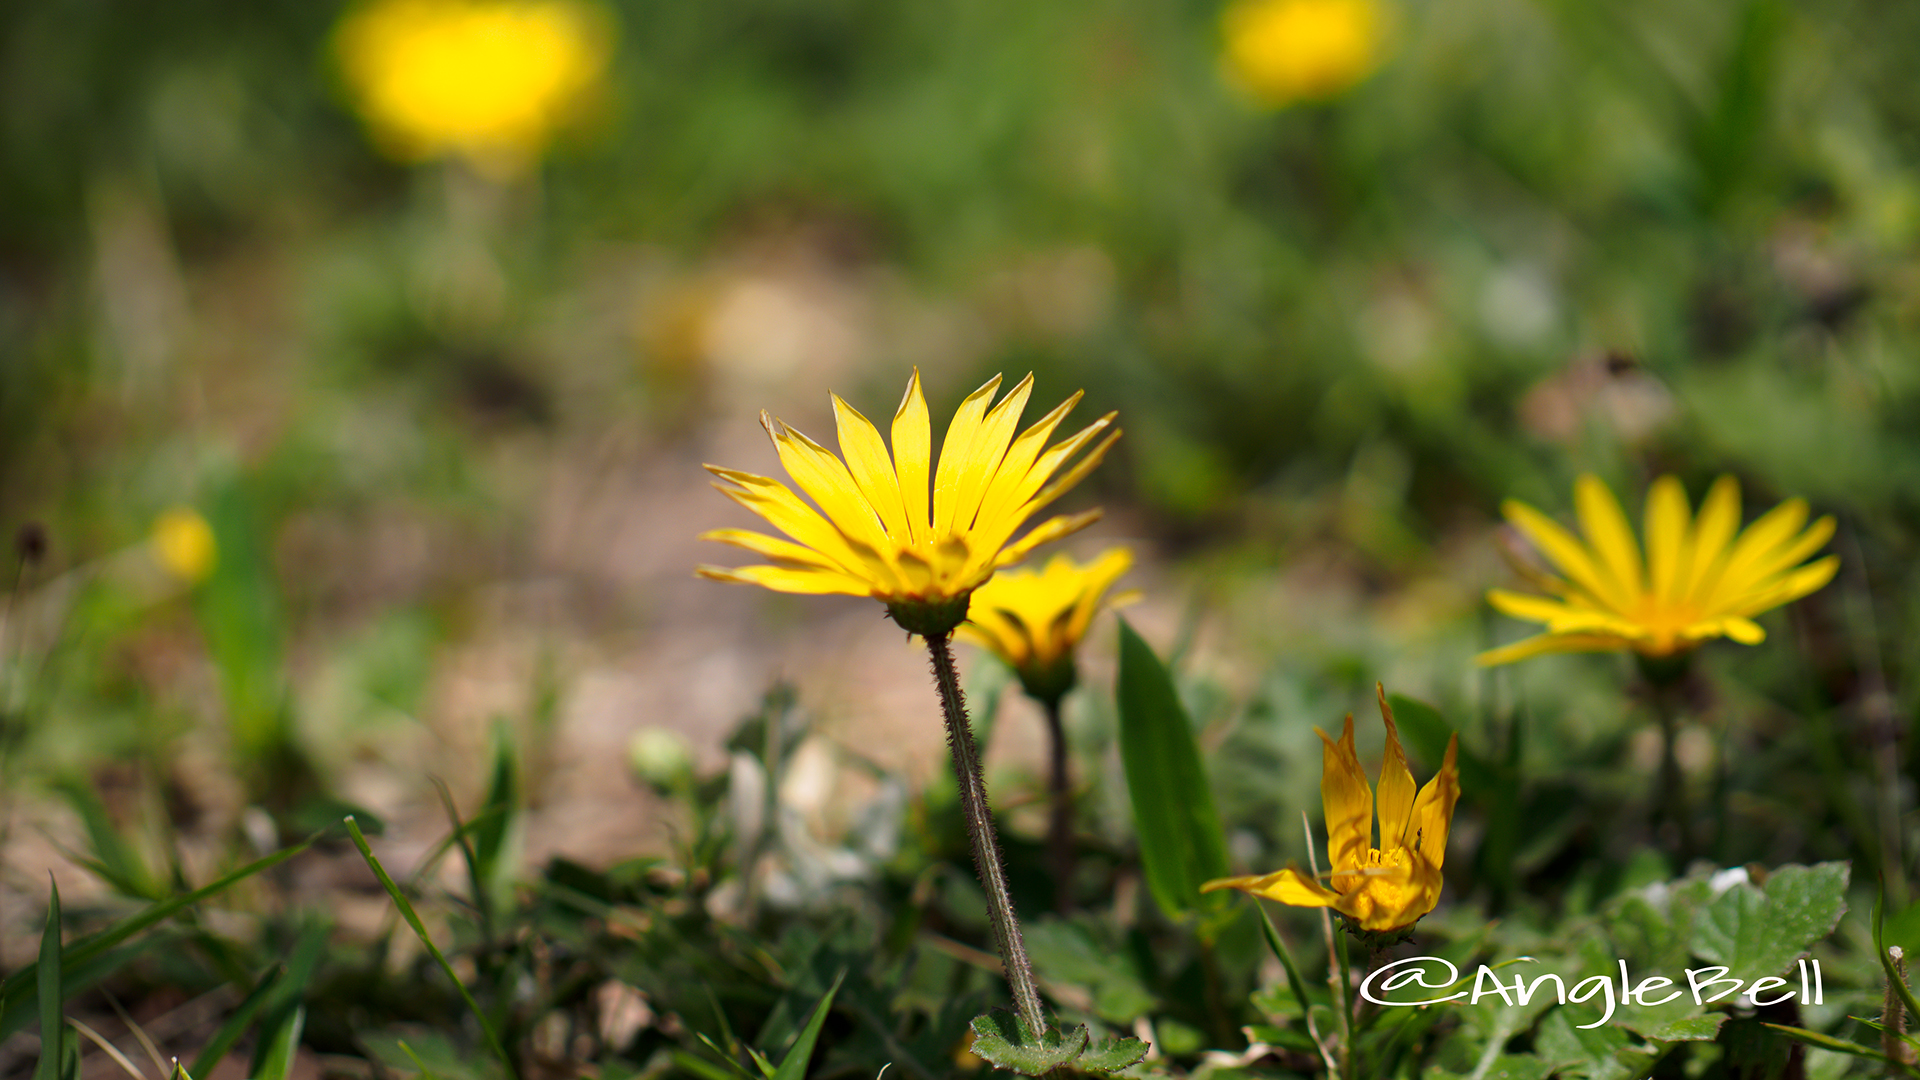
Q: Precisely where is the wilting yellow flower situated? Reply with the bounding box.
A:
[1477,474,1839,667]
[152,507,217,584]
[1220,0,1390,108]
[1205,687,1459,936]
[958,548,1134,704]
[334,0,611,177]
[698,370,1120,637]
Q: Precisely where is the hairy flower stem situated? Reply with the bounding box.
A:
[1041,698,1074,913]
[926,634,1048,1039]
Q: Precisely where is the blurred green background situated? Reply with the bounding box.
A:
[3,0,1919,944]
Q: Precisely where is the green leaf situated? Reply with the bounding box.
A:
[1536,1008,1655,1080]
[1691,862,1849,982]
[1643,1014,1724,1042]
[1023,917,1155,1025]
[1074,1033,1150,1074]
[188,966,285,1080]
[1114,619,1229,924]
[252,1006,306,1080]
[967,1011,1087,1076]
[35,881,62,1080]
[770,970,843,1080]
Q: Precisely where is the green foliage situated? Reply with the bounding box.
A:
[965,1009,1148,1077]
[1114,618,1231,930]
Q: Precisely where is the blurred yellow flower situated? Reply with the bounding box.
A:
[1205,687,1458,936]
[1220,0,1390,108]
[698,370,1120,638]
[152,507,217,584]
[1478,474,1839,667]
[958,548,1134,704]
[333,0,612,177]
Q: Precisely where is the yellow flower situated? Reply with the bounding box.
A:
[333,0,612,177]
[1477,474,1839,667]
[958,548,1135,704]
[1219,0,1391,108]
[1205,687,1459,936]
[152,507,218,584]
[697,370,1120,638]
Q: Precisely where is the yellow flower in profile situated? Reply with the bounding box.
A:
[1205,687,1459,937]
[152,507,217,584]
[1477,474,1839,667]
[334,0,612,177]
[959,548,1134,705]
[1220,0,1390,108]
[698,370,1120,637]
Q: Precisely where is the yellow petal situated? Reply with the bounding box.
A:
[1486,588,1599,626]
[1063,547,1133,645]
[1411,734,1460,874]
[1685,476,1742,598]
[698,527,842,569]
[1725,555,1839,617]
[1711,516,1835,608]
[1374,685,1418,852]
[988,509,1105,575]
[1644,476,1689,607]
[1701,496,1807,603]
[972,391,1084,537]
[1574,474,1645,606]
[1474,631,1635,667]
[705,467,875,582]
[1201,867,1342,908]
[1501,499,1621,612]
[932,374,1002,536]
[1319,716,1373,876]
[764,414,893,557]
[945,373,1033,535]
[694,563,873,596]
[893,369,932,538]
[832,394,912,542]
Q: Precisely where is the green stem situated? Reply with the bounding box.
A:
[1041,697,1074,914]
[926,634,1047,1039]
[1650,686,1695,864]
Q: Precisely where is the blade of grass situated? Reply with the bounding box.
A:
[0,830,324,1039]
[188,966,285,1080]
[344,816,516,1080]
[36,882,64,1080]
[397,1041,445,1080]
[770,969,845,1080]
[102,991,169,1079]
[68,1017,148,1080]
[471,726,517,896]
[673,1050,747,1080]
[251,1006,305,1080]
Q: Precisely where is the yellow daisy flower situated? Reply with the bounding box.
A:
[1220,0,1391,109]
[151,507,218,585]
[1477,474,1839,667]
[958,548,1134,704]
[698,370,1120,637]
[1205,687,1459,936]
[333,0,612,177]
